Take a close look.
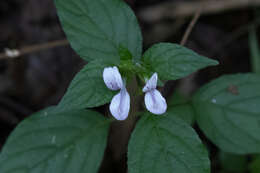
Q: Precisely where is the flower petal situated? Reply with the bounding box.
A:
[109,88,130,120]
[144,89,167,114]
[142,73,158,92]
[103,66,123,90]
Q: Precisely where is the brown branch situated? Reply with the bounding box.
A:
[139,0,260,22]
[180,7,202,46]
[0,39,69,60]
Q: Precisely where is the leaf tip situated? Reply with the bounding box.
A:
[209,59,219,66]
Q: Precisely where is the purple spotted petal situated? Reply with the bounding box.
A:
[143,73,158,92]
[103,66,123,90]
[144,89,167,115]
[109,88,130,120]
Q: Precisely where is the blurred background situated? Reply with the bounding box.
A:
[0,0,259,172]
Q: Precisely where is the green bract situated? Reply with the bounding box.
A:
[193,73,260,154]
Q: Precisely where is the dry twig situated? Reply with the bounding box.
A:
[139,0,260,22]
[0,39,69,60]
[180,7,202,46]
[175,7,202,97]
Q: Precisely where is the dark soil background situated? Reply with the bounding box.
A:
[0,0,259,172]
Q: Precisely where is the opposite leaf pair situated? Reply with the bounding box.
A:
[103,66,167,120]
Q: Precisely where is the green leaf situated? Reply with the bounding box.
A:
[249,156,260,173]
[55,0,142,62]
[128,113,210,173]
[0,108,110,173]
[143,43,218,81]
[168,91,195,125]
[167,105,195,125]
[118,45,133,61]
[249,26,260,74]
[218,151,247,173]
[169,91,190,106]
[192,73,260,154]
[58,60,115,110]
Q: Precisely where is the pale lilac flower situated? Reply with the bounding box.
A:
[143,73,167,114]
[103,66,130,120]
[103,66,123,90]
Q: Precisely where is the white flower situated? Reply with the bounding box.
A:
[103,66,130,120]
[103,66,123,90]
[143,73,167,114]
